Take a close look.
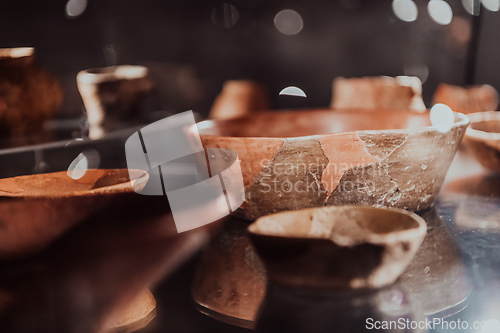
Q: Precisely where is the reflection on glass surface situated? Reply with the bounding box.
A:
[392,0,418,23]
[428,0,453,25]
[274,9,304,35]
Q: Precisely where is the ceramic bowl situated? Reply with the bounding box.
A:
[0,169,148,259]
[248,206,427,290]
[196,108,469,220]
[463,111,500,172]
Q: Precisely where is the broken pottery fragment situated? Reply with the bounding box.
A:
[248,206,427,290]
[196,108,469,220]
[464,111,500,172]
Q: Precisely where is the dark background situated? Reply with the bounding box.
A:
[0,0,498,118]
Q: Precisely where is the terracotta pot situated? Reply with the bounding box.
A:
[0,169,148,259]
[195,108,469,220]
[0,47,63,135]
[463,111,500,172]
[77,65,153,139]
[248,206,427,290]
[209,80,271,120]
[331,76,426,111]
[433,83,499,114]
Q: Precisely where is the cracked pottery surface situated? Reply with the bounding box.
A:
[197,108,469,221]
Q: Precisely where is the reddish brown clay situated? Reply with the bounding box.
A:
[248,206,427,290]
[463,111,500,172]
[0,47,63,135]
[209,80,271,120]
[433,83,499,114]
[196,108,469,220]
[0,169,148,259]
[331,76,426,111]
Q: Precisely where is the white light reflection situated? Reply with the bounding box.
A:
[67,149,100,179]
[428,0,453,25]
[430,103,455,133]
[392,0,418,22]
[404,64,429,84]
[211,3,240,28]
[279,86,307,97]
[274,9,303,36]
[462,0,481,15]
[482,0,500,11]
[65,0,87,18]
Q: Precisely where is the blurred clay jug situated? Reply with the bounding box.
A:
[0,47,63,135]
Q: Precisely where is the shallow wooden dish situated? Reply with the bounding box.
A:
[0,169,148,259]
[196,108,469,220]
[464,111,500,172]
[248,206,427,290]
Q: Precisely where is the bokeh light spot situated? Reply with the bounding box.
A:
[482,0,500,12]
[392,0,418,22]
[462,0,481,15]
[404,64,429,84]
[428,0,453,25]
[279,86,307,97]
[430,103,455,133]
[211,3,240,28]
[65,0,87,18]
[274,9,304,35]
[67,149,101,180]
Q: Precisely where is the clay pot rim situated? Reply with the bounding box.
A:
[0,47,34,59]
[0,169,148,198]
[195,108,470,140]
[77,65,148,84]
[465,111,500,141]
[247,205,427,245]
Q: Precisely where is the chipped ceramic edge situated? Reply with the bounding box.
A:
[199,111,469,220]
[248,205,427,244]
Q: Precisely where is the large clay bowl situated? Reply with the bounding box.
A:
[248,206,427,290]
[196,108,469,220]
[0,169,148,259]
[463,111,500,172]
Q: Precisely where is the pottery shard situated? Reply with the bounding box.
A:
[318,133,379,197]
[328,126,466,211]
[239,138,329,220]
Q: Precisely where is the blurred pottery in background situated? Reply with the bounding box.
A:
[209,80,271,120]
[331,76,426,111]
[463,111,500,172]
[77,65,153,139]
[0,169,148,259]
[248,206,427,290]
[196,108,469,220]
[433,83,499,114]
[0,47,63,135]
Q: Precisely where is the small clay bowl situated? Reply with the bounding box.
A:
[463,111,500,172]
[248,206,427,290]
[0,169,148,259]
[195,108,469,220]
